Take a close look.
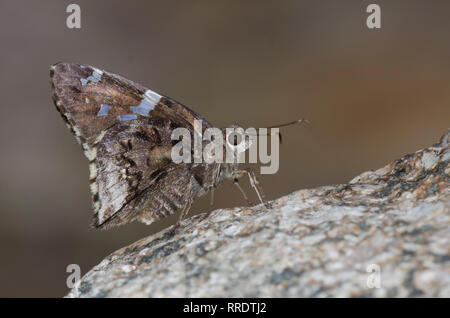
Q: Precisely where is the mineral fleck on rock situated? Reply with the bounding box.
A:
[67,131,450,297]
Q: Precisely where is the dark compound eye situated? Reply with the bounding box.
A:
[227,132,242,146]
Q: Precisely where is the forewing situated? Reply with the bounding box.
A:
[50,62,212,228]
[50,62,212,160]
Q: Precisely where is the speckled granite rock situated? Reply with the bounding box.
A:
[67,131,450,298]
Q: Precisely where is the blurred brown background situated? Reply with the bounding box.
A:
[0,0,449,297]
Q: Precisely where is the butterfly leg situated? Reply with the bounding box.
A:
[233,168,270,208]
[209,163,221,206]
[168,178,197,235]
[176,196,194,227]
[168,196,194,235]
[233,178,253,205]
[210,187,215,206]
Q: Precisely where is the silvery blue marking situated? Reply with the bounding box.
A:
[130,99,154,116]
[97,104,111,116]
[87,69,102,83]
[130,89,161,116]
[81,68,103,86]
[85,97,89,103]
[119,114,138,121]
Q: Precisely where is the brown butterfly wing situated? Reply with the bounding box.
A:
[50,62,212,160]
[92,120,206,229]
[50,62,212,228]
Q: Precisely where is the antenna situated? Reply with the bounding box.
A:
[265,118,311,129]
[262,118,310,143]
[229,118,310,144]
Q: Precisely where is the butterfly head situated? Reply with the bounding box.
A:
[224,124,253,154]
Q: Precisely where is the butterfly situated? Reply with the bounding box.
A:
[50,62,270,230]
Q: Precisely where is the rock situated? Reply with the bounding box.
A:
[67,131,450,298]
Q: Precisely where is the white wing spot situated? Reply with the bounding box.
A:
[90,182,98,194]
[94,130,107,146]
[89,162,97,180]
[84,148,95,161]
[145,90,162,103]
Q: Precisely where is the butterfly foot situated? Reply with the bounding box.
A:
[167,223,182,237]
[263,201,273,209]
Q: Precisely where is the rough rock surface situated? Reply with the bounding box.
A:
[67,131,450,297]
